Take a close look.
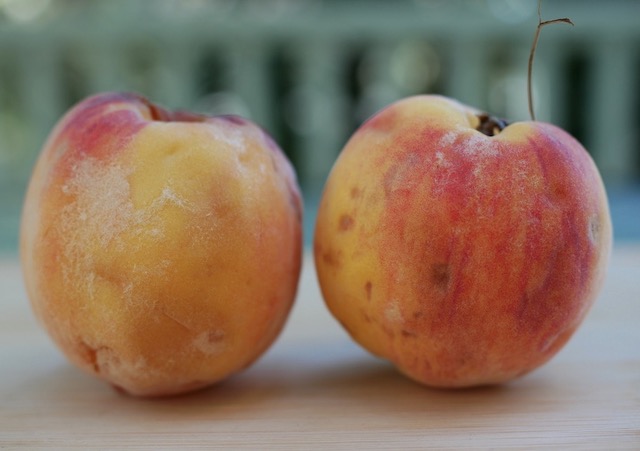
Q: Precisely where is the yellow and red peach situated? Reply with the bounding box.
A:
[21,92,303,396]
[314,95,612,387]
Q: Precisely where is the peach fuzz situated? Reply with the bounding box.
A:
[314,95,612,388]
[21,92,303,397]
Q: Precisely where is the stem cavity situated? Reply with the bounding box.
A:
[476,113,510,137]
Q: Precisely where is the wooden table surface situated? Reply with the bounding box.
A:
[1,245,639,450]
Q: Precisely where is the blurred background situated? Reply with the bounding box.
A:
[0,0,638,255]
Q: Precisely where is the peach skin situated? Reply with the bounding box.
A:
[21,92,303,397]
[314,95,612,388]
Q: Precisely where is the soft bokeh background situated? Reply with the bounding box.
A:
[1,0,638,255]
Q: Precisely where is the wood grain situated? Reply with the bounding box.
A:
[1,245,639,449]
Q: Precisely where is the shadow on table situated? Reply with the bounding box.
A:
[14,338,565,426]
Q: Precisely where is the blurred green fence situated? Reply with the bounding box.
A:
[1,0,639,253]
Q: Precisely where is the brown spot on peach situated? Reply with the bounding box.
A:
[364,281,372,301]
[552,183,568,201]
[401,329,417,338]
[431,263,451,288]
[350,187,362,199]
[322,250,341,268]
[339,214,354,231]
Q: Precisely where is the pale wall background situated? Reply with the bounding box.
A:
[1,0,639,253]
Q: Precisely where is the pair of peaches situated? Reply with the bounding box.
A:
[20,92,611,397]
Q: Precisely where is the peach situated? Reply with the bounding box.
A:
[21,92,303,396]
[314,95,612,387]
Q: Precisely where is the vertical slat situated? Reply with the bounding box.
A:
[16,41,63,176]
[494,44,534,122]
[2,41,63,252]
[543,45,570,128]
[0,47,15,181]
[290,41,350,194]
[587,41,637,184]
[445,39,491,109]
[150,40,199,109]
[224,40,275,133]
[81,41,129,94]
[356,41,404,122]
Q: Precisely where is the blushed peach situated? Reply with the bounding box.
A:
[314,95,612,387]
[21,92,303,396]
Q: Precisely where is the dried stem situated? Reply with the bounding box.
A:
[528,1,574,121]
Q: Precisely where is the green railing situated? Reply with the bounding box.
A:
[1,0,639,253]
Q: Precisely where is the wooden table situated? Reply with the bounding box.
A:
[1,245,639,449]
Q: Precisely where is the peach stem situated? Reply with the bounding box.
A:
[527,2,574,122]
